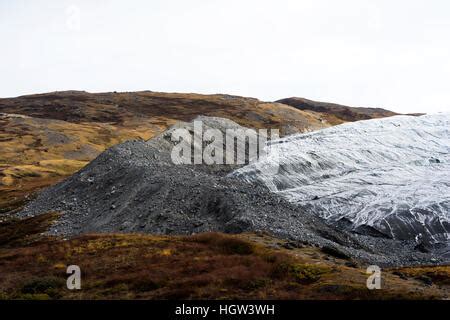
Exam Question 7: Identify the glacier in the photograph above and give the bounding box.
[232,114,450,246]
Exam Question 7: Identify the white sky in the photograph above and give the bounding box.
[1,0,449,113]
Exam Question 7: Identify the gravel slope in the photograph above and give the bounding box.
[18,117,447,266]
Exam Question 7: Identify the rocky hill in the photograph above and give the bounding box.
[0,91,399,213]
[0,91,329,211]
[1,91,447,299]
[18,116,445,267]
[277,97,399,125]
[0,90,329,135]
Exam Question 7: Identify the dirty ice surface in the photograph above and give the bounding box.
[233,114,450,250]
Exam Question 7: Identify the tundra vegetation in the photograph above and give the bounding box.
[0,91,447,300]
[0,213,448,300]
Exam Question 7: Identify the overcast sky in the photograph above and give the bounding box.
[1,0,449,113]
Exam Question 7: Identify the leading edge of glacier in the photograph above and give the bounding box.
[233,113,450,253]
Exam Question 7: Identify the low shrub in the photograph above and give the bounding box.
[190,233,254,255]
[21,276,65,298]
[272,262,330,284]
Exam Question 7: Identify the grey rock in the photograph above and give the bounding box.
[17,117,447,267]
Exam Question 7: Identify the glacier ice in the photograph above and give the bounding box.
[232,114,450,244]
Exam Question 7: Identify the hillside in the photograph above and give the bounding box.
[0,91,399,213]
[277,97,399,125]
[0,91,329,211]
[0,91,329,134]
[0,92,447,300]
[0,214,448,299]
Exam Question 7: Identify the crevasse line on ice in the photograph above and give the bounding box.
[232,114,450,243]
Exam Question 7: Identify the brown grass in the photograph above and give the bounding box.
[391,266,450,286]
[0,91,332,203]
[0,217,447,300]
[0,92,442,300]
[0,212,60,247]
